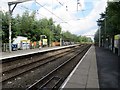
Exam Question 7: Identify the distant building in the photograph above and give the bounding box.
[13,36,30,50]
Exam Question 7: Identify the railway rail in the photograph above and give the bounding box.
[1,46,76,82]
[26,44,90,90]
[2,44,91,89]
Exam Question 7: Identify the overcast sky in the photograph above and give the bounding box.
[1,0,108,40]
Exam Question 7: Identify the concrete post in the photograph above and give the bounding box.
[8,5,12,52]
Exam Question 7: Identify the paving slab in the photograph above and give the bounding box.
[61,45,99,89]
[95,46,120,89]
[64,82,86,88]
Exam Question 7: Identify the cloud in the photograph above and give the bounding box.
[60,0,107,37]
[77,0,107,39]
[53,0,107,40]
[1,0,107,40]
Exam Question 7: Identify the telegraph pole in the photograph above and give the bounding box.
[8,0,32,52]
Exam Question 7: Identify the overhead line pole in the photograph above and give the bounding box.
[8,0,32,52]
[8,4,12,52]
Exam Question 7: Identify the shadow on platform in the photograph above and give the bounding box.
[95,46,120,89]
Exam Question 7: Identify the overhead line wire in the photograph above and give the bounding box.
[35,1,70,26]
[18,5,46,18]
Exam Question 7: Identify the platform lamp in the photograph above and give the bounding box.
[8,0,32,52]
[97,19,103,47]
[59,22,67,46]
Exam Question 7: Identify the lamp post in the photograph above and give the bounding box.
[97,19,103,47]
[100,12,107,48]
[58,22,67,46]
[104,15,107,48]
[60,31,63,46]
[99,28,101,47]
[8,0,32,52]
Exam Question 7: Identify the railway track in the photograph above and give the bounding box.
[2,44,91,89]
[2,48,75,72]
[26,44,90,90]
[1,46,77,82]
[1,45,79,81]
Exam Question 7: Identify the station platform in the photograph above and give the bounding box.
[1,45,119,89]
[1,44,78,60]
[61,45,120,89]
[61,45,99,89]
[96,46,120,89]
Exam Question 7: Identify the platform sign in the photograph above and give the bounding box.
[21,40,30,49]
[43,39,47,45]
[114,34,120,48]
[27,40,30,49]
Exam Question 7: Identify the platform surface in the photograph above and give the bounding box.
[1,45,78,60]
[61,45,120,89]
[61,45,99,89]
[95,46,120,89]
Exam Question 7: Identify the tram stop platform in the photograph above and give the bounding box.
[61,45,120,89]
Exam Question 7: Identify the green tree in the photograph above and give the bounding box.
[2,10,94,46]
[95,2,120,48]
[2,11,9,43]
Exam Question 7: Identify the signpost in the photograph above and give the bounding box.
[114,34,120,56]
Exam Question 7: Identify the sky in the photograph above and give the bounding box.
[0,0,108,40]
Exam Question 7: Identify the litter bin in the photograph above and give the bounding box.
[12,44,18,51]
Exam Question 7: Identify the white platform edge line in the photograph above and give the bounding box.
[60,45,92,89]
